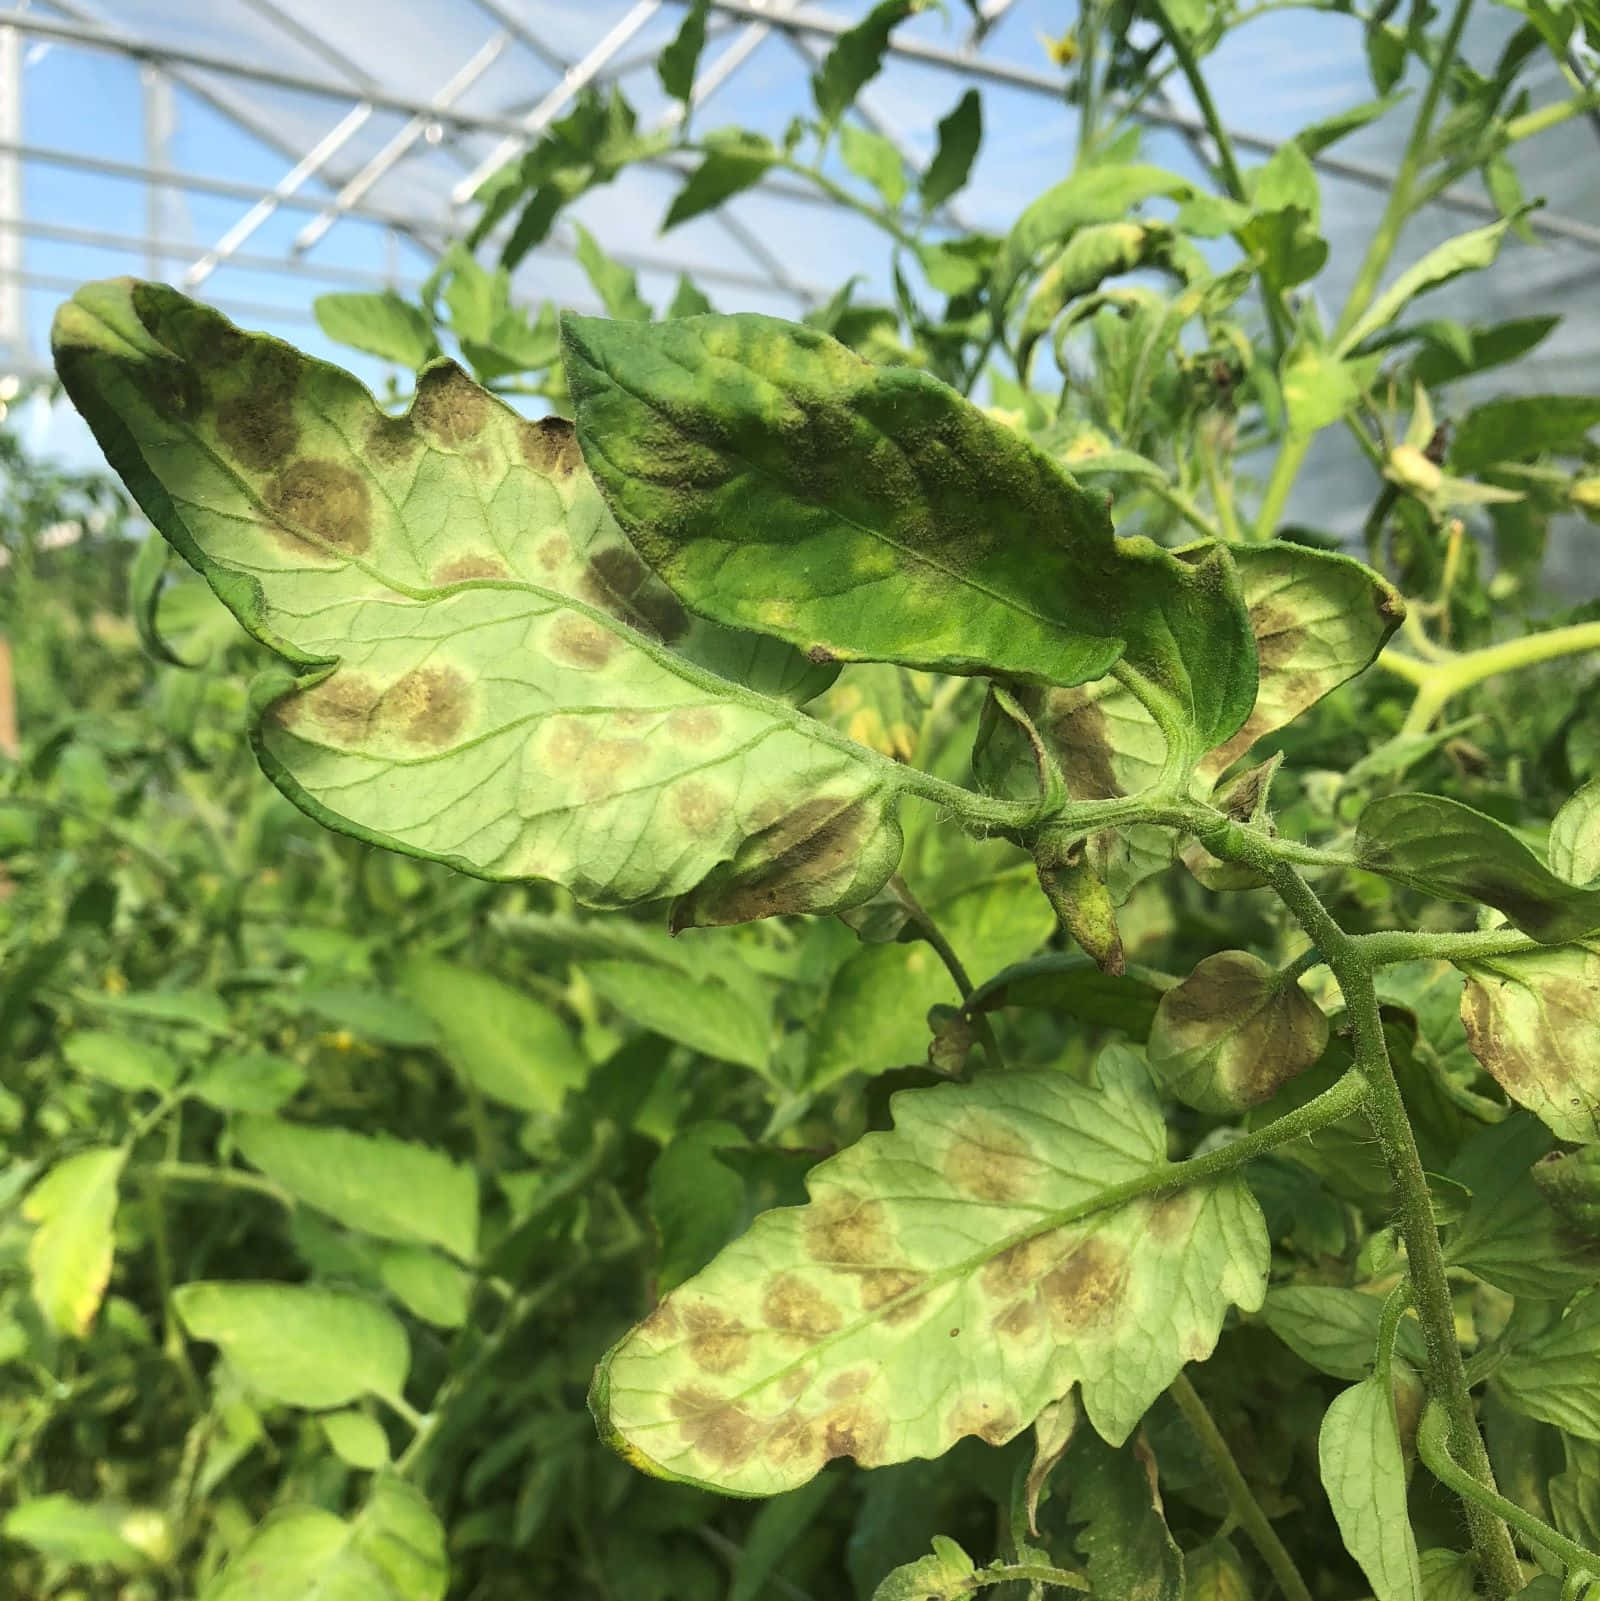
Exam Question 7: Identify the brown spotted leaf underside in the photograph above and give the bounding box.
[592,1048,1268,1495]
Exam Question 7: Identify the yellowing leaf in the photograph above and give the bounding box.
[23,1146,126,1336]
[591,1048,1268,1495]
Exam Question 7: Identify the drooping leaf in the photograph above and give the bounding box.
[1459,945,1600,1143]
[201,1476,446,1601]
[812,0,921,127]
[23,1146,126,1336]
[233,1117,479,1261]
[968,953,1165,1038]
[658,0,710,105]
[1355,794,1600,944]
[1262,1286,1429,1380]
[1148,952,1329,1114]
[405,957,588,1113]
[313,292,436,370]
[1551,778,1600,885]
[174,1282,410,1411]
[562,311,1256,744]
[52,281,909,930]
[920,90,981,210]
[1498,1290,1600,1440]
[1319,1375,1425,1600]
[591,1047,1269,1495]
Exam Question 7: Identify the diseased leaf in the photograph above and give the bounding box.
[1498,1290,1600,1440]
[871,1535,976,1601]
[591,1047,1269,1495]
[53,281,907,929]
[1552,778,1600,885]
[1319,1375,1425,1600]
[1148,952,1329,1114]
[233,1117,479,1262]
[175,1282,409,1411]
[562,311,1256,744]
[1459,945,1600,1143]
[23,1147,126,1336]
[1263,1287,1429,1380]
[1355,794,1600,944]
[921,90,981,209]
[201,1477,446,1601]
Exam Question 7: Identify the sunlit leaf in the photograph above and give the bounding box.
[591,1047,1268,1494]
[23,1146,126,1336]
[664,134,778,230]
[812,0,922,126]
[61,1029,175,1093]
[658,0,710,105]
[52,281,909,929]
[1,1495,157,1569]
[313,292,436,370]
[840,124,907,210]
[585,958,772,1073]
[321,1409,392,1469]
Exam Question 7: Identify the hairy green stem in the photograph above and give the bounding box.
[891,875,1006,1073]
[1419,1402,1600,1578]
[1355,927,1537,965]
[1399,620,1600,733]
[1201,820,1522,1594]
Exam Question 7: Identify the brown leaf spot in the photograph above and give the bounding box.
[1044,692,1122,800]
[521,413,579,474]
[825,1366,873,1400]
[669,1387,760,1468]
[1041,1237,1127,1333]
[413,363,490,447]
[549,614,621,668]
[366,412,418,467]
[639,1298,680,1340]
[995,1299,1042,1341]
[948,1399,1020,1447]
[381,666,470,748]
[535,535,569,574]
[857,1269,922,1317]
[762,1274,844,1339]
[682,1304,750,1376]
[1146,1190,1202,1242]
[295,673,381,742]
[702,797,879,925]
[981,1230,1066,1299]
[944,1115,1038,1204]
[765,1410,821,1470]
[779,1366,814,1399]
[669,708,723,745]
[580,548,691,643]
[217,390,299,473]
[1250,602,1306,673]
[432,554,509,584]
[265,459,373,555]
[805,1193,891,1268]
[137,358,202,423]
[820,1399,888,1466]
[672,781,726,838]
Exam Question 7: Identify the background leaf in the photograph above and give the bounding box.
[23,1147,126,1336]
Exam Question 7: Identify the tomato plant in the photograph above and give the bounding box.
[9,1,1600,1598]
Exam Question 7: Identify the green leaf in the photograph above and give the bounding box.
[658,0,710,105]
[1417,1548,1478,1601]
[1,1495,156,1568]
[1355,794,1600,944]
[669,274,714,319]
[1282,343,1360,436]
[23,1146,126,1336]
[174,1282,409,1410]
[968,953,1165,1038]
[1319,1374,1425,1600]
[1019,222,1172,373]
[840,124,908,210]
[561,311,1256,744]
[1063,1427,1184,1600]
[1445,1115,1600,1299]
[573,223,651,321]
[812,0,921,127]
[1534,1146,1600,1236]
[1408,314,1559,387]
[201,1477,446,1601]
[1263,1286,1429,1379]
[188,1052,306,1114]
[292,985,439,1048]
[1552,779,1600,886]
[233,1117,479,1261]
[1295,91,1407,156]
[1459,946,1600,1143]
[1449,395,1600,473]
[585,958,772,1073]
[1183,1536,1253,1599]
[590,1046,1268,1494]
[83,985,232,1035]
[664,133,778,230]
[1148,951,1329,1114]
[53,282,905,929]
[1248,142,1319,219]
[404,958,587,1114]
[650,1123,751,1293]
[61,1029,175,1093]
[322,1409,392,1469]
[730,1474,840,1601]
[872,1535,976,1601]
[1499,1290,1600,1439]
[920,90,981,209]
[313,292,437,370]
[1549,1433,1600,1555]
[1337,218,1516,356]
[377,1246,471,1328]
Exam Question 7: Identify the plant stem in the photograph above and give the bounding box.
[1197,428,1243,544]
[1170,1372,1314,1601]
[1200,820,1522,1594]
[891,875,1006,1072]
[1400,620,1600,733]
[1418,1402,1600,1578]
[1355,927,1537,966]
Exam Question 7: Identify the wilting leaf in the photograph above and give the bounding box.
[53,281,908,929]
[1498,1290,1600,1440]
[590,1047,1268,1495]
[1551,778,1600,885]
[1148,952,1329,1114]
[233,1117,479,1261]
[1263,1286,1429,1380]
[1356,794,1600,944]
[921,90,981,209]
[561,311,1257,745]
[201,1477,446,1601]
[23,1146,126,1336]
[174,1282,410,1410]
[1459,945,1600,1143]
[1319,1375,1424,1600]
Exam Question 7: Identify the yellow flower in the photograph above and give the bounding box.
[1040,27,1079,66]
